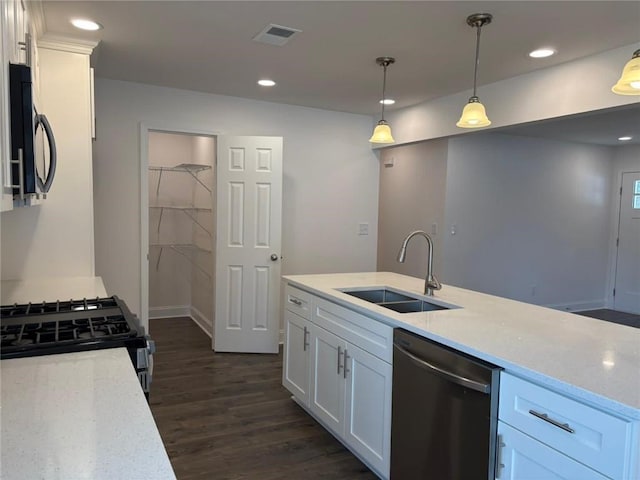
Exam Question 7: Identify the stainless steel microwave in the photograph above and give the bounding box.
[9,63,57,202]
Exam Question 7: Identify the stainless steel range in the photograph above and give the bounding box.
[0,295,154,398]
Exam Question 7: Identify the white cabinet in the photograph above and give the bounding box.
[282,285,313,405]
[282,283,393,479]
[498,372,636,480]
[282,309,311,404]
[308,323,392,478]
[343,341,392,475]
[309,323,346,432]
[496,421,608,480]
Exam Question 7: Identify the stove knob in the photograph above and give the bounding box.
[146,337,156,355]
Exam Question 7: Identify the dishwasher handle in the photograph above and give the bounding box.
[394,342,491,394]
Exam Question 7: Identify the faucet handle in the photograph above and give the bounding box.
[426,274,442,293]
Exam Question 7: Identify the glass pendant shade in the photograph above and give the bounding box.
[612,50,640,95]
[456,98,491,128]
[369,57,396,144]
[369,120,395,143]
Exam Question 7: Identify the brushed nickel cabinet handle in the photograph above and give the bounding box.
[302,326,309,351]
[337,346,342,375]
[495,434,506,478]
[343,349,350,379]
[528,409,575,434]
[289,297,302,306]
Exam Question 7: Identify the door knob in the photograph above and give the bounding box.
[270,254,279,261]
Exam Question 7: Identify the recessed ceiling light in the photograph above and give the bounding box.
[618,136,633,141]
[379,99,396,105]
[71,18,102,31]
[529,48,556,59]
[257,79,276,87]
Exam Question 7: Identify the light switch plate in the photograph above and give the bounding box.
[358,222,369,235]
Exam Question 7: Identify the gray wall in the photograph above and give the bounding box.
[377,139,447,279]
[443,133,614,309]
[377,133,618,310]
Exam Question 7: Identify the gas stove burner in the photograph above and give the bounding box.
[0,296,142,358]
[0,295,153,399]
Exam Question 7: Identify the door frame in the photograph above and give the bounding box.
[610,170,640,311]
[139,122,221,333]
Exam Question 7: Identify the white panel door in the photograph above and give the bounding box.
[496,422,608,480]
[614,171,640,314]
[309,324,346,434]
[344,343,392,478]
[282,310,311,405]
[214,136,282,353]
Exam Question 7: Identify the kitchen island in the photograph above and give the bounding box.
[0,348,175,480]
[282,272,640,480]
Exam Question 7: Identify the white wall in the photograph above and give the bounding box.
[148,132,194,311]
[443,133,614,309]
[93,79,379,324]
[1,46,94,280]
[382,43,640,147]
[377,139,447,279]
[190,135,215,332]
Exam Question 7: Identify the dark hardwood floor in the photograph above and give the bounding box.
[149,317,378,480]
[576,309,640,329]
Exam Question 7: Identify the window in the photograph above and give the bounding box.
[635,180,640,209]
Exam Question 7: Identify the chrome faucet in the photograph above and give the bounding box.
[397,230,442,296]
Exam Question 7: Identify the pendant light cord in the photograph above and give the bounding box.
[472,24,482,98]
[381,61,388,121]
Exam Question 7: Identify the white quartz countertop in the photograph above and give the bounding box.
[0,348,176,480]
[284,272,640,419]
[0,276,108,304]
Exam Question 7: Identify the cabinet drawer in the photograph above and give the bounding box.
[499,373,632,479]
[313,296,393,363]
[497,421,608,480]
[284,284,312,319]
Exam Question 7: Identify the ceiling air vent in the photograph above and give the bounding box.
[253,24,302,46]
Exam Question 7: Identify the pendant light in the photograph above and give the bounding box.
[457,13,493,128]
[612,49,640,95]
[369,57,396,143]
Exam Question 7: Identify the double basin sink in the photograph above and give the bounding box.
[339,287,457,314]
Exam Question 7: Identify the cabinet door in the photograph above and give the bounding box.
[309,324,346,434]
[497,422,608,480]
[282,310,311,405]
[344,342,392,479]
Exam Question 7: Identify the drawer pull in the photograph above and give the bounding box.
[303,326,309,351]
[337,346,343,375]
[290,297,303,306]
[528,409,575,434]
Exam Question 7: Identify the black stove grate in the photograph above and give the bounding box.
[0,296,143,358]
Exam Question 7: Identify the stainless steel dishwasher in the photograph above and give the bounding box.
[391,328,501,480]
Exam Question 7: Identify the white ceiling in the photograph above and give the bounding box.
[40,1,640,116]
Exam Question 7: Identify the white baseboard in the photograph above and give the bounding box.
[149,304,213,339]
[547,300,606,313]
[190,305,213,338]
[149,305,190,319]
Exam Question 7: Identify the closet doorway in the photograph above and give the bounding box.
[140,127,284,354]
[146,130,216,336]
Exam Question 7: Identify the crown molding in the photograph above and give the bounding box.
[25,0,46,39]
[38,34,99,55]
